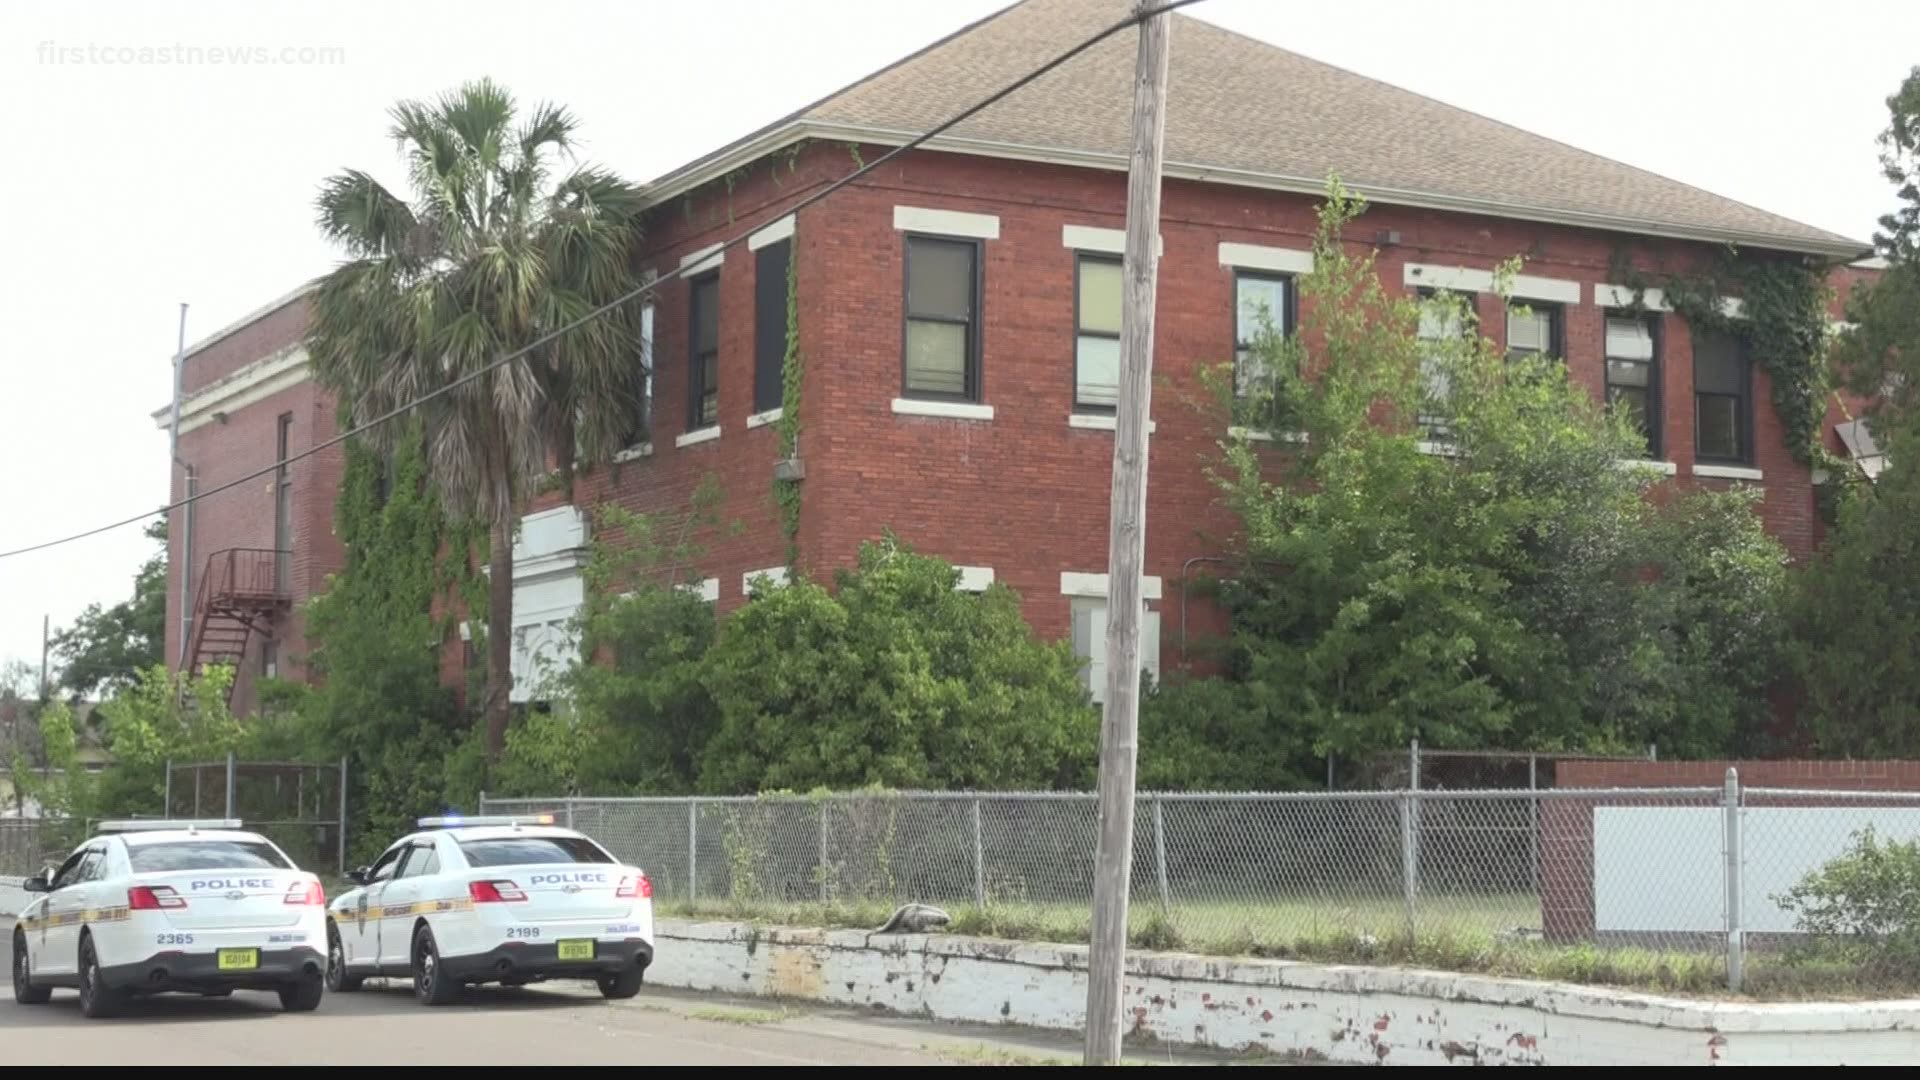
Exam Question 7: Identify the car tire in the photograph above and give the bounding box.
[12,930,51,1005]
[278,974,324,1012]
[411,925,460,1006]
[325,922,363,992]
[596,966,644,1000]
[77,934,127,1019]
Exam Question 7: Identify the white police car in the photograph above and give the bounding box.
[10,820,328,1017]
[325,816,654,1005]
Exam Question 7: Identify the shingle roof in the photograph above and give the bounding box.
[649,0,1865,257]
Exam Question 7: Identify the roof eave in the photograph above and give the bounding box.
[639,120,1870,261]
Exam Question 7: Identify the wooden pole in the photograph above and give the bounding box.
[1084,1,1171,1066]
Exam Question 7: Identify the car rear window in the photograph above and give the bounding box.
[456,836,615,867]
[128,840,292,872]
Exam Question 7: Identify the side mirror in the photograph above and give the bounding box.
[345,867,369,886]
[22,868,52,893]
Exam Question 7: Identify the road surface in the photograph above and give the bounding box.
[3,936,1199,1065]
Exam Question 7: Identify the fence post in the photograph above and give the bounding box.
[337,757,349,876]
[224,751,237,819]
[565,797,576,831]
[1723,767,1745,993]
[971,798,985,909]
[1528,754,1540,894]
[193,763,202,816]
[164,759,173,817]
[688,799,699,905]
[818,799,831,904]
[1152,796,1170,917]
[1399,793,1418,942]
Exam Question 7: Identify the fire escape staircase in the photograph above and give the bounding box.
[184,548,290,699]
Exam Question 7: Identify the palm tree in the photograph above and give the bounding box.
[306,78,651,758]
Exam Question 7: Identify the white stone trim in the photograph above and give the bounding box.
[1060,571,1163,602]
[679,242,725,275]
[1417,439,1464,458]
[1061,224,1161,256]
[746,408,784,429]
[1510,274,1582,305]
[675,425,722,448]
[612,442,655,463]
[1615,458,1678,476]
[1594,283,1673,311]
[689,577,720,603]
[1694,463,1763,481]
[742,566,789,592]
[1068,413,1155,433]
[153,343,310,434]
[1721,297,1747,319]
[748,214,795,251]
[1218,241,1314,276]
[1227,426,1307,444]
[1404,263,1494,293]
[892,398,994,421]
[955,566,995,592]
[893,205,999,240]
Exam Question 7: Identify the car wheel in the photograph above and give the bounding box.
[411,925,459,1006]
[278,974,324,1012]
[77,934,127,1019]
[596,966,644,1000]
[325,922,362,992]
[12,930,51,1005]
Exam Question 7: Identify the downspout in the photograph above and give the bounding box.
[169,303,195,668]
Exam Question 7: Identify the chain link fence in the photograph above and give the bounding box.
[485,774,1920,992]
[0,818,48,876]
[166,757,348,875]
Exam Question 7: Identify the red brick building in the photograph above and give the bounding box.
[157,0,1883,712]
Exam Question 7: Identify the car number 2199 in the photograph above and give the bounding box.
[506,927,541,939]
[157,932,195,946]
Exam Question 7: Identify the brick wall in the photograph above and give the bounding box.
[1541,759,1920,940]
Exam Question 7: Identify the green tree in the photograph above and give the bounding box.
[306,78,652,758]
[1794,66,1920,753]
[698,537,1097,794]
[50,518,167,701]
[1206,181,1784,766]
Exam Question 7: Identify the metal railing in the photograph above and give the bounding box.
[485,771,1920,992]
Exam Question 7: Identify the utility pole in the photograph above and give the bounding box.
[1084,0,1171,1066]
[39,614,51,701]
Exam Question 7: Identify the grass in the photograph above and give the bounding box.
[923,1044,1079,1067]
[685,1005,793,1026]
[658,894,1905,1000]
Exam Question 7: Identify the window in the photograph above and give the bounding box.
[754,239,791,415]
[687,272,720,431]
[1604,314,1661,459]
[1069,597,1160,705]
[1233,271,1291,413]
[1506,304,1561,362]
[127,840,292,873]
[261,639,278,680]
[903,235,981,400]
[1075,254,1122,410]
[1693,329,1751,464]
[397,844,440,879]
[366,844,407,885]
[615,280,655,450]
[457,836,616,867]
[1418,289,1474,434]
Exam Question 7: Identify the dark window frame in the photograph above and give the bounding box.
[1231,268,1296,410]
[687,270,721,432]
[1417,286,1477,436]
[900,233,984,403]
[1073,252,1124,414]
[1604,310,1664,461]
[753,239,792,416]
[1693,327,1754,466]
[1505,301,1564,363]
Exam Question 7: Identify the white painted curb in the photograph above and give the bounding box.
[650,919,1920,1066]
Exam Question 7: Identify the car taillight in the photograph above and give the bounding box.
[616,874,653,899]
[285,880,325,906]
[128,885,186,910]
[469,879,527,903]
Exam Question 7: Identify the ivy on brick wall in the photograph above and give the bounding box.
[1610,246,1838,470]
[773,238,805,564]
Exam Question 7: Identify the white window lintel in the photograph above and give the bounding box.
[1219,242,1314,276]
[893,206,999,240]
[1060,571,1163,602]
[748,214,796,251]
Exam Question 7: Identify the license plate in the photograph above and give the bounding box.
[556,939,595,961]
[216,948,259,971]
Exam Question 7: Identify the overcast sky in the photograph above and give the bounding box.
[0,0,1914,679]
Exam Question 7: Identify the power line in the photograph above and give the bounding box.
[0,0,1207,563]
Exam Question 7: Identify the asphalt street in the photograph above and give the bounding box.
[4,935,1202,1065]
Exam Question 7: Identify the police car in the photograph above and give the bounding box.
[10,820,328,1017]
[325,816,654,1005]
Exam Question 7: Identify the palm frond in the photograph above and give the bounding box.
[314,171,420,259]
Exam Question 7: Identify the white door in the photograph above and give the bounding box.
[378,842,439,968]
[345,843,407,966]
[39,847,104,976]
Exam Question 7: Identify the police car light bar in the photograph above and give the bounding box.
[416,814,555,829]
[97,819,244,833]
